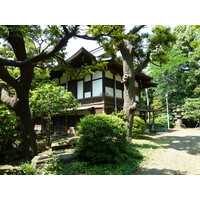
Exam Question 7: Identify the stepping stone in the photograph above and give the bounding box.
[56,153,75,162]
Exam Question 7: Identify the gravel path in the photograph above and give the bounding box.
[134,128,200,175]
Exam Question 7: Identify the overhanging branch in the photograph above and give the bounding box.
[135,50,151,73]
[0,65,20,89]
[128,25,146,35]
[0,28,76,68]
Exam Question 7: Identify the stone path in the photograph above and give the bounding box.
[134,128,200,175]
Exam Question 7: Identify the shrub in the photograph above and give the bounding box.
[0,105,19,163]
[5,162,36,175]
[155,114,174,128]
[76,114,128,163]
[132,116,146,136]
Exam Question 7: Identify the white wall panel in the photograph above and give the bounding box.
[93,71,102,80]
[77,80,83,99]
[135,95,139,102]
[116,74,122,82]
[105,87,114,97]
[92,79,102,97]
[85,92,91,98]
[116,89,123,98]
[105,70,113,79]
[60,76,66,84]
[85,74,91,82]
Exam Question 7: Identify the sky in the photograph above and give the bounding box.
[66,36,100,58]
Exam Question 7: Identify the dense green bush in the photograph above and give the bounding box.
[76,114,128,163]
[0,105,19,163]
[4,162,36,175]
[155,114,174,128]
[132,116,146,136]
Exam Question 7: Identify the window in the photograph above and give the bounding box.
[85,92,91,98]
[116,89,123,98]
[135,95,139,102]
[105,87,114,97]
[77,80,83,99]
[60,75,66,84]
[92,79,102,97]
[115,74,121,82]
[105,70,113,79]
[93,71,102,80]
[85,74,91,82]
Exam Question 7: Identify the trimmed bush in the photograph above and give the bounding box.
[76,114,128,163]
[155,114,174,128]
[132,116,146,136]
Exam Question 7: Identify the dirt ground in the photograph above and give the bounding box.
[134,128,200,175]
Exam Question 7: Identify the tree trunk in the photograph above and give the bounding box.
[122,60,137,138]
[15,97,38,158]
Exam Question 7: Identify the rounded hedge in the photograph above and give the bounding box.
[155,114,174,128]
[132,116,146,136]
[76,114,128,163]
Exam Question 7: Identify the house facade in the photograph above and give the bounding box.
[35,47,157,134]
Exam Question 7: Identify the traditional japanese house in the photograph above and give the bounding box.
[35,47,157,134]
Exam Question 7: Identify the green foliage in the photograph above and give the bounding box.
[111,110,126,121]
[5,162,36,175]
[194,86,200,94]
[30,83,78,116]
[38,138,162,175]
[132,116,146,136]
[149,26,176,64]
[76,114,128,163]
[148,25,200,108]
[0,104,19,162]
[41,144,144,175]
[182,98,200,121]
[87,25,127,54]
[155,114,174,128]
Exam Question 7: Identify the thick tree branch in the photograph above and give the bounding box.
[0,83,18,108]
[135,50,151,73]
[0,65,20,89]
[7,25,27,61]
[0,28,76,68]
[75,33,107,41]
[128,25,145,35]
[149,61,162,67]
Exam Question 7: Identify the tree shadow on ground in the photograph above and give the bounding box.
[134,167,186,175]
[152,134,200,156]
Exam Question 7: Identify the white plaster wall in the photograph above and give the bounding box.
[60,75,66,84]
[135,95,139,101]
[92,79,102,96]
[116,89,123,98]
[105,87,114,97]
[85,74,91,82]
[85,92,91,98]
[105,70,113,79]
[77,80,83,99]
[93,71,102,80]
[116,74,122,82]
